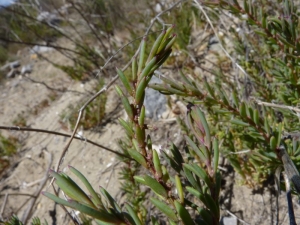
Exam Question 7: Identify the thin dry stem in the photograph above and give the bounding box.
[193,0,248,78]
[0,193,8,220]
[145,0,188,35]
[0,193,37,198]
[225,209,250,225]
[21,150,52,224]
[254,99,300,114]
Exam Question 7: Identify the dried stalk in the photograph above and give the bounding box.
[21,150,53,224]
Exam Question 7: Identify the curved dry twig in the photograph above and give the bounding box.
[193,0,248,77]
[0,193,8,220]
[0,193,37,198]
[145,0,188,35]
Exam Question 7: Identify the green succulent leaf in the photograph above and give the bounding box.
[161,25,175,46]
[117,68,132,96]
[135,124,145,147]
[147,29,166,64]
[43,192,121,224]
[170,143,184,166]
[231,119,249,126]
[153,149,162,178]
[161,150,182,173]
[183,166,202,192]
[213,138,219,174]
[115,85,134,121]
[151,216,159,225]
[199,208,212,225]
[183,163,212,188]
[132,57,138,82]
[68,166,103,209]
[203,193,219,219]
[146,134,153,152]
[143,175,168,198]
[214,171,222,199]
[133,175,146,185]
[164,34,177,52]
[138,105,145,127]
[138,38,146,75]
[174,200,195,225]
[135,77,147,106]
[270,136,277,150]
[253,109,260,125]
[175,175,184,203]
[150,197,177,221]
[169,220,178,225]
[239,102,247,118]
[99,187,122,214]
[119,118,134,137]
[125,203,142,225]
[49,170,95,208]
[127,147,147,168]
[139,56,157,81]
[203,77,215,98]
[185,136,206,162]
[186,186,207,206]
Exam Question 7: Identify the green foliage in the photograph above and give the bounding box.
[1,215,23,225]
[167,3,196,49]
[4,0,300,224]
[0,3,60,49]
[0,134,17,157]
[60,79,107,130]
[55,43,105,81]
[148,0,300,188]
[0,215,48,225]
[12,114,27,127]
[0,45,8,64]
[0,133,18,175]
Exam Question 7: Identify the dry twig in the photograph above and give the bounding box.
[21,150,52,224]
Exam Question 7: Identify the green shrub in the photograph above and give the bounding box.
[3,0,300,224]
[0,45,8,64]
[0,134,18,175]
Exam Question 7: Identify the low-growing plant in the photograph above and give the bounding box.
[0,133,18,175]
[60,78,107,130]
[12,114,27,127]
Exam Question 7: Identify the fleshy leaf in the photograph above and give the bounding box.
[69,166,103,209]
[49,170,95,208]
[144,175,168,198]
[43,192,121,224]
[150,198,177,221]
[125,203,142,225]
[174,200,195,225]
